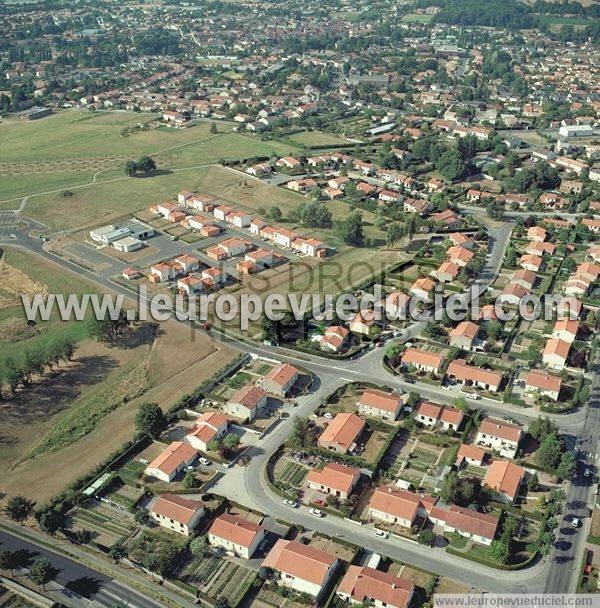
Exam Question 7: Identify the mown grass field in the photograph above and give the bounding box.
[0,110,301,203]
[286,130,351,147]
[401,13,433,23]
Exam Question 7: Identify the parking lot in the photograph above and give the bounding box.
[62,242,127,276]
[0,225,20,239]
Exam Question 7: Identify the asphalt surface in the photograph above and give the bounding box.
[0,529,158,608]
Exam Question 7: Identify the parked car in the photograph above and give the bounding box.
[571,517,581,528]
[314,499,325,506]
[374,529,389,539]
[324,412,333,419]
[310,508,325,517]
[284,499,299,508]
[199,457,211,466]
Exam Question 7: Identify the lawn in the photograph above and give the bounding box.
[401,13,433,23]
[286,130,351,147]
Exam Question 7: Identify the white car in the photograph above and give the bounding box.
[310,508,326,517]
[584,468,591,478]
[284,499,299,508]
[323,412,333,419]
[471,394,482,400]
[571,517,581,528]
[374,529,389,539]
[199,457,211,466]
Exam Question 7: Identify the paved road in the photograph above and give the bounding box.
[0,529,159,608]
[544,349,600,592]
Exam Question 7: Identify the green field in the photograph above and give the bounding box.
[0,110,301,203]
[535,14,592,27]
[286,130,351,147]
[401,13,433,23]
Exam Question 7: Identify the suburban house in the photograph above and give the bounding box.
[409,277,436,302]
[318,413,365,454]
[428,505,498,546]
[260,363,298,397]
[431,261,460,283]
[524,370,562,402]
[223,385,268,422]
[448,321,480,350]
[262,540,339,599]
[483,460,526,503]
[446,246,474,267]
[552,319,579,343]
[149,493,205,536]
[185,411,229,451]
[455,443,487,467]
[319,326,350,353]
[306,462,361,500]
[475,417,523,458]
[415,402,464,432]
[446,359,502,392]
[401,348,445,375]
[542,338,571,370]
[520,254,544,272]
[512,269,537,291]
[368,485,436,528]
[144,441,198,483]
[336,566,415,608]
[207,513,266,559]
[382,291,411,320]
[349,310,380,336]
[356,389,402,421]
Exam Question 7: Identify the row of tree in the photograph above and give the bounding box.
[0,335,75,398]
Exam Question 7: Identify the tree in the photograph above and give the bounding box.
[136,156,156,174]
[135,402,167,438]
[108,541,127,563]
[453,396,468,411]
[28,557,56,590]
[4,495,34,523]
[36,507,64,535]
[440,472,460,504]
[215,598,230,608]
[536,433,563,472]
[0,550,17,575]
[336,210,364,247]
[258,566,275,581]
[556,452,576,481]
[288,416,310,449]
[386,222,404,247]
[489,539,510,564]
[124,160,137,176]
[404,215,417,242]
[527,472,540,492]
[209,122,218,134]
[190,535,210,558]
[267,205,282,221]
[183,471,199,489]
[528,417,557,442]
[418,529,436,546]
[223,433,240,452]
[134,510,151,526]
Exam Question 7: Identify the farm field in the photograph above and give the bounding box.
[0,249,236,502]
[0,110,302,204]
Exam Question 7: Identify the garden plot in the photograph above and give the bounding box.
[204,560,255,600]
[274,457,310,489]
[69,502,134,548]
